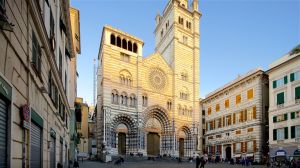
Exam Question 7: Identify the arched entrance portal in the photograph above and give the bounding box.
[178,126,192,157]
[143,105,171,156]
[110,114,137,155]
[226,146,232,160]
[179,138,184,157]
[147,132,160,156]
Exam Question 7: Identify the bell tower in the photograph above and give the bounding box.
[154,0,202,152]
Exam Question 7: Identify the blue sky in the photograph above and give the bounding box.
[71,0,300,105]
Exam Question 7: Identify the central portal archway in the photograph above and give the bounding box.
[118,132,126,155]
[179,138,184,157]
[147,132,160,156]
[226,146,232,160]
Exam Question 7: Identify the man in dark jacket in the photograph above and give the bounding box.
[196,156,201,168]
[200,157,206,168]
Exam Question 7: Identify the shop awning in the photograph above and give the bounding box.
[246,153,254,157]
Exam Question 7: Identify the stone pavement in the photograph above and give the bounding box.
[78,160,268,168]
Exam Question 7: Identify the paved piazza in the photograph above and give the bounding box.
[79,160,268,168]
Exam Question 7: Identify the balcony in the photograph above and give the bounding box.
[277,104,284,109]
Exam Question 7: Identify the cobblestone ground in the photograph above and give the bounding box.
[79,160,268,168]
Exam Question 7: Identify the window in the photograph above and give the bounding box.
[50,9,55,39]
[111,90,119,104]
[277,128,285,140]
[181,72,188,81]
[183,36,188,45]
[273,76,287,88]
[291,111,300,119]
[247,89,253,99]
[248,128,253,132]
[295,86,300,100]
[142,95,148,107]
[236,94,241,105]
[110,34,116,45]
[122,39,127,49]
[178,16,184,25]
[291,125,300,139]
[117,36,121,47]
[32,31,42,74]
[277,92,285,105]
[121,92,128,106]
[133,43,138,53]
[59,49,63,79]
[180,92,188,100]
[290,71,300,82]
[215,118,221,129]
[247,107,253,121]
[128,41,132,51]
[0,0,5,11]
[236,143,241,152]
[274,113,288,122]
[247,141,253,151]
[215,104,220,112]
[129,94,136,107]
[208,107,211,115]
[121,53,130,62]
[161,29,164,38]
[225,115,231,126]
[225,99,229,108]
[236,130,241,135]
[167,100,172,110]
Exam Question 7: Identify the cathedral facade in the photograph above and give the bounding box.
[96,0,202,158]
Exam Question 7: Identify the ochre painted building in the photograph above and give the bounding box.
[96,0,202,159]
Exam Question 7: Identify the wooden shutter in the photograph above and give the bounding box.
[223,116,225,127]
[273,129,277,140]
[241,111,244,122]
[291,112,295,119]
[253,106,256,119]
[253,140,257,152]
[273,81,277,88]
[245,142,247,153]
[291,126,295,139]
[233,113,236,124]
[273,116,277,123]
[284,127,288,139]
[291,73,295,82]
[296,86,300,99]
[284,113,288,120]
[284,76,288,84]
[244,110,247,122]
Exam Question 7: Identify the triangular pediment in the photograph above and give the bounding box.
[142,52,172,74]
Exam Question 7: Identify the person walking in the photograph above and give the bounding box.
[200,157,206,168]
[196,156,201,168]
[73,160,79,168]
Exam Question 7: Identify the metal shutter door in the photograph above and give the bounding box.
[30,122,42,168]
[0,98,7,167]
[50,137,56,168]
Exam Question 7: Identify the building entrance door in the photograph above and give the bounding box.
[147,132,160,156]
[226,146,231,160]
[179,138,184,157]
[118,133,126,155]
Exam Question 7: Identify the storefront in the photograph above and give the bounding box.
[275,150,286,161]
[0,75,12,167]
[50,128,56,168]
[30,109,44,168]
[293,149,300,160]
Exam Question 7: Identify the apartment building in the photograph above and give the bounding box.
[267,45,300,161]
[0,0,79,167]
[201,68,269,163]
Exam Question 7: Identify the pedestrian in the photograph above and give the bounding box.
[296,158,300,168]
[200,157,206,168]
[73,160,79,168]
[196,156,200,168]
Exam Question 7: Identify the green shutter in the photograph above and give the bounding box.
[273,129,277,140]
[284,127,288,139]
[31,108,43,128]
[291,126,295,139]
[273,81,277,89]
[273,116,277,123]
[295,86,300,100]
[284,76,288,84]
[291,112,295,119]
[277,92,284,105]
[290,73,295,82]
[284,113,288,120]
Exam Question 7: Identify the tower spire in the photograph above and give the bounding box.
[192,0,198,11]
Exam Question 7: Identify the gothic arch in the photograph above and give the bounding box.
[177,125,192,138]
[142,105,171,133]
[111,114,136,134]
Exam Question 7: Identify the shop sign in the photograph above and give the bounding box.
[276,150,286,156]
[294,149,300,156]
[21,105,30,129]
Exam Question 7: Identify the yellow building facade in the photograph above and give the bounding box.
[96,0,202,159]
